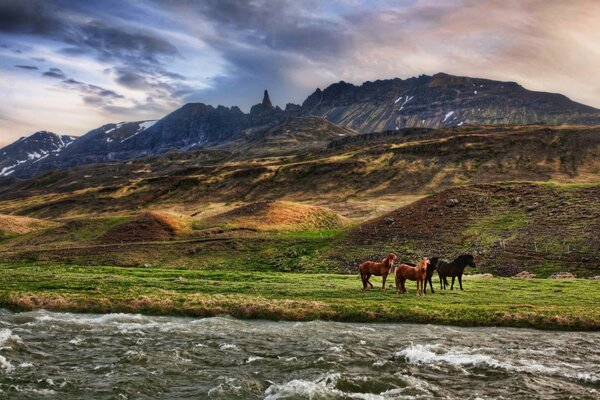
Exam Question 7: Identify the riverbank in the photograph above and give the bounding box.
[1,263,599,330]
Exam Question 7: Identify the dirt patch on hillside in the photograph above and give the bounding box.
[346,183,600,277]
[0,214,57,235]
[202,201,347,231]
[99,212,185,243]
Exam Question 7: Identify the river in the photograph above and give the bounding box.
[0,309,598,399]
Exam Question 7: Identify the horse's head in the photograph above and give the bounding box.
[388,253,398,266]
[417,257,429,271]
[459,254,476,268]
[428,257,439,271]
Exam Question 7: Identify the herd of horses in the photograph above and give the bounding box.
[358,253,477,295]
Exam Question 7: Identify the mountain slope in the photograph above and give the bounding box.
[0,131,76,177]
[302,73,600,132]
[221,116,358,155]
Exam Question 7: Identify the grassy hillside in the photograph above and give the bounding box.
[337,182,600,277]
[0,125,599,278]
[1,125,599,219]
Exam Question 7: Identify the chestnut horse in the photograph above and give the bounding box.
[395,257,430,295]
[359,253,397,290]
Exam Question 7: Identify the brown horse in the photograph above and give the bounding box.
[359,253,397,290]
[395,257,430,295]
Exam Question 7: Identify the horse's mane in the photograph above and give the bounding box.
[457,254,474,263]
[415,258,429,272]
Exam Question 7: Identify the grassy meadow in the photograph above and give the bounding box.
[0,263,599,330]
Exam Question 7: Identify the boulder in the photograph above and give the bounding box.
[513,271,536,279]
[445,198,460,207]
[548,272,576,279]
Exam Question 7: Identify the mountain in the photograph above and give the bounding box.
[302,73,600,132]
[13,120,157,178]
[11,90,302,178]
[0,131,76,177]
[7,73,600,179]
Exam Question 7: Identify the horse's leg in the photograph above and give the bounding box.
[440,275,444,290]
[400,277,406,293]
[395,274,400,293]
[451,276,455,290]
[367,274,373,289]
[416,280,421,296]
[459,274,463,290]
[428,276,435,294]
[381,273,387,291]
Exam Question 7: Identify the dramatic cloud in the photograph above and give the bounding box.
[42,67,66,79]
[14,64,38,70]
[0,0,599,146]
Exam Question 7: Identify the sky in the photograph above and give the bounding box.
[1,0,599,146]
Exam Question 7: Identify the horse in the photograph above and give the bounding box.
[358,253,397,290]
[437,254,476,290]
[423,257,439,294]
[399,257,439,294]
[395,257,430,295]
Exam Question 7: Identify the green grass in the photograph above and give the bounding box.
[1,263,599,330]
[460,210,529,247]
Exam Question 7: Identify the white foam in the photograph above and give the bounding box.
[397,343,495,367]
[0,355,14,373]
[246,356,264,363]
[219,343,239,351]
[264,373,386,400]
[0,328,22,348]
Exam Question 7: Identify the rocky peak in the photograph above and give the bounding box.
[262,90,274,109]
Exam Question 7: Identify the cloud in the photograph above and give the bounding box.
[0,0,64,35]
[1,0,600,144]
[42,67,66,79]
[60,77,124,108]
[14,64,38,70]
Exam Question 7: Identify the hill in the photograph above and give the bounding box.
[221,116,358,155]
[1,124,599,219]
[341,182,600,277]
[199,201,348,232]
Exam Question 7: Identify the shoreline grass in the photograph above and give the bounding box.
[1,263,599,331]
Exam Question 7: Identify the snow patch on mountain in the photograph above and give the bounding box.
[443,111,455,122]
[121,120,158,143]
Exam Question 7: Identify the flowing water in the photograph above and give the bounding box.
[0,309,598,399]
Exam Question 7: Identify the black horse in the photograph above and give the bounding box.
[397,257,439,294]
[423,257,439,294]
[437,254,476,290]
